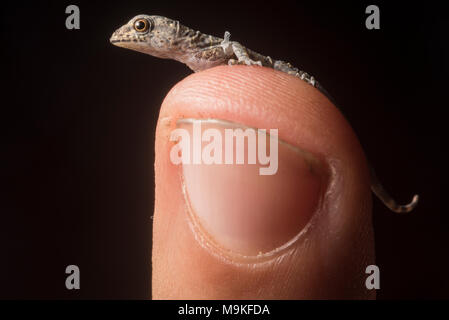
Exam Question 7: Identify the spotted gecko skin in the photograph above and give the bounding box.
[110,14,419,213]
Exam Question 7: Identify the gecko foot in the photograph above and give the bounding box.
[298,72,316,86]
[274,60,317,87]
[291,70,316,87]
[228,58,262,66]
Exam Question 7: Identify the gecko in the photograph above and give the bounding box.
[110,14,419,213]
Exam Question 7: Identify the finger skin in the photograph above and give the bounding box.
[152,66,375,299]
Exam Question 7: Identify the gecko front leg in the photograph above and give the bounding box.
[222,32,263,66]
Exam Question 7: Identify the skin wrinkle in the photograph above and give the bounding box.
[163,66,346,159]
[186,68,344,155]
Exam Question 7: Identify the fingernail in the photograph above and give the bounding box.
[172,119,329,256]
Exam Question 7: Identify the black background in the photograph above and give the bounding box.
[1,0,448,299]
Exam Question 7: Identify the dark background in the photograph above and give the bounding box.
[1,0,448,299]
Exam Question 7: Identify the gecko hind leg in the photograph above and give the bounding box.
[274,60,316,86]
[370,166,419,213]
[273,60,340,106]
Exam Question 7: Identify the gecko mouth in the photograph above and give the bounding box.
[110,38,132,43]
[110,36,145,44]
[110,38,143,45]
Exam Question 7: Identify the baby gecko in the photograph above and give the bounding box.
[110,14,419,213]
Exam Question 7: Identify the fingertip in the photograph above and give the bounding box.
[153,65,375,299]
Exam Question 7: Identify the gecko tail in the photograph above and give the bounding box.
[370,166,419,213]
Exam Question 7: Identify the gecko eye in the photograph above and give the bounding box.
[134,18,151,33]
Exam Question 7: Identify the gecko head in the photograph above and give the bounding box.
[110,15,179,59]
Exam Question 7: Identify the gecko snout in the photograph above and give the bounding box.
[110,29,125,43]
[110,29,122,43]
[110,31,118,43]
[110,25,133,44]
